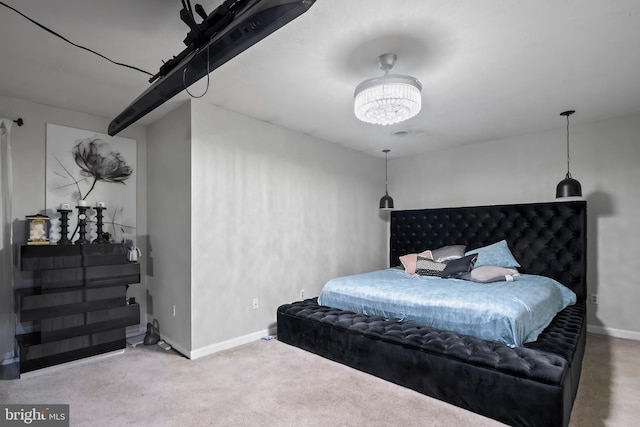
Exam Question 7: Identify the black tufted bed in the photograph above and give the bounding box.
[277,201,587,427]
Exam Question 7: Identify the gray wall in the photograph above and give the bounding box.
[0,95,148,360]
[190,101,386,354]
[389,112,640,339]
[146,101,193,354]
[147,100,388,357]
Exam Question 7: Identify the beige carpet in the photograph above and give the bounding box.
[1,333,637,426]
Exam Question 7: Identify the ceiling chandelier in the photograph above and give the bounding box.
[354,53,422,126]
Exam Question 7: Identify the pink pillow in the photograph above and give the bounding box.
[400,250,433,275]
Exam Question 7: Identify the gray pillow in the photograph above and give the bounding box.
[441,254,478,278]
[415,256,447,277]
[431,245,466,263]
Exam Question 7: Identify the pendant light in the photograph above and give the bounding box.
[556,110,582,198]
[379,149,394,210]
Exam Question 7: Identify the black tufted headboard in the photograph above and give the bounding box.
[390,201,587,301]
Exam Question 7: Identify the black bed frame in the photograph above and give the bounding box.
[277,201,587,427]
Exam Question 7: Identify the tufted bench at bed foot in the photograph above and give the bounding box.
[277,299,586,427]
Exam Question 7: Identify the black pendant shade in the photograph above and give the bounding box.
[379,192,394,209]
[556,110,582,198]
[379,149,394,210]
[556,176,582,198]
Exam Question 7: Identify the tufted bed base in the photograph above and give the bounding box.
[277,299,585,427]
[277,201,587,427]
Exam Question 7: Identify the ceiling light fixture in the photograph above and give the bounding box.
[556,110,582,198]
[379,149,394,210]
[354,53,422,126]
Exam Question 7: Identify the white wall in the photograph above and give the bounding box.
[390,113,640,339]
[0,95,148,360]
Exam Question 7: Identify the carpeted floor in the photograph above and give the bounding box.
[1,333,638,426]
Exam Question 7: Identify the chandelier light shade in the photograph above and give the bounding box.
[355,53,422,126]
[379,149,394,210]
[556,110,582,198]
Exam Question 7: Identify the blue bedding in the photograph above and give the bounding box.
[317,268,576,347]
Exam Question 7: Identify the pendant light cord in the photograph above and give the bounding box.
[384,151,389,195]
[565,114,572,179]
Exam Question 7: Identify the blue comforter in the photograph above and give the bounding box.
[317,268,576,347]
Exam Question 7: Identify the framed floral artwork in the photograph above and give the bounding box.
[46,123,136,244]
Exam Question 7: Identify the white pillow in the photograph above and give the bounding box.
[461,265,519,283]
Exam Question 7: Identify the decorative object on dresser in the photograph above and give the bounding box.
[56,204,72,245]
[278,201,587,427]
[127,245,141,263]
[25,214,50,245]
[124,238,141,262]
[93,201,107,244]
[14,243,140,376]
[74,203,91,245]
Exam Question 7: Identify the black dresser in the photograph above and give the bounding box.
[15,243,140,374]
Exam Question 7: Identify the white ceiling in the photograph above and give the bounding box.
[1,0,640,158]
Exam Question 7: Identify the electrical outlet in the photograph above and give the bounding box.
[172,304,176,316]
[590,294,598,304]
[300,289,305,299]
[252,298,259,310]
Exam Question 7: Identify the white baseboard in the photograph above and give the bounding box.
[187,329,272,360]
[158,336,190,357]
[587,324,640,341]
